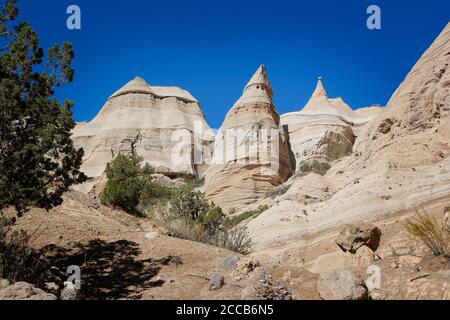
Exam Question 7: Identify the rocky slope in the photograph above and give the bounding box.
[247,22,450,245]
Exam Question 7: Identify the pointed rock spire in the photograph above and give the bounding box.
[244,64,273,98]
[301,76,341,117]
[109,76,153,99]
[312,76,327,98]
[228,65,275,114]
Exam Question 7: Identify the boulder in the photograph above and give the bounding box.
[352,246,376,268]
[0,282,57,300]
[317,270,368,300]
[209,274,225,291]
[217,256,240,271]
[235,258,261,275]
[336,223,382,254]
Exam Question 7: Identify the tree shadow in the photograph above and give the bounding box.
[41,239,182,300]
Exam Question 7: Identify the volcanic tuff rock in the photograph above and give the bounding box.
[247,22,450,250]
[72,76,214,191]
[204,65,293,211]
[281,78,381,169]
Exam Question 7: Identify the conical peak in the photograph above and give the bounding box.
[109,76,153,99]
[312,76,327,98]
[244,64,273,98]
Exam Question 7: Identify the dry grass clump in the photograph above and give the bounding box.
[404,208,450,257]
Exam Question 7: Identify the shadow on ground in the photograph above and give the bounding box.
[41,239,183,300]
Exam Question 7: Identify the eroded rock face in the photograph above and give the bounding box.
[72,76,214,192]
[0,282,57,300]
[204,65,293,211]
[280,79,375,169]
[355,22,450,154]
[317,270,368,300]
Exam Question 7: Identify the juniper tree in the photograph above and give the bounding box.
[0,0,86,216]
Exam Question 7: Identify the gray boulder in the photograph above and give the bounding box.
[317,270,368,300]
[209,274,225,291]
[217,256,240,271]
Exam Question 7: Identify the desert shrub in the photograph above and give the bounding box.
[219,226,252,254]
[0,219,49,285]
[225,205,269,228]
[140,179,174,208]
[151,186,252,254]
[187,177,205,189]
[102,154,174,215]
[299,160,331,176]
[267,184,291,198]
[404,209,450,257]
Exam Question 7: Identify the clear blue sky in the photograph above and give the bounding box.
[15,0,450,129]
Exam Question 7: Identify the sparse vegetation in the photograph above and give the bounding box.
[298,160,331,176]
[0,217,49,285]
[404,208,450,257]
[225,205,269,228]
[267,184,291,198]
[101,153,174,215]
[187,176,205,189]
[151,186,252,254]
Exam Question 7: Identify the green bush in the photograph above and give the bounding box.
[225,205,269,228]
[101,154,176,215]
[299,160,331,176]
[152,186,252,254]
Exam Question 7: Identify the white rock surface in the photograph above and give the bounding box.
[72,76,214,191]
[204,65,293,211]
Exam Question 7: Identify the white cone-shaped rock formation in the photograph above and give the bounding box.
[72,76,214,191]
[204,65,293,211]
[281,78,356,168]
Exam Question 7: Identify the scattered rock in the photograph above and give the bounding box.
[209,274,225,291]
[236,258,261,275]
[217,256,241,271]
[44,282,60,295]
[352,246,376,268]
[248,267,271,282]
[317,270,368,300]
[0,282,57,300]
[241,273,293,300]
[336,223,382,254]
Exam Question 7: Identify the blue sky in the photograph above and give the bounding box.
[15,0,450,128]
